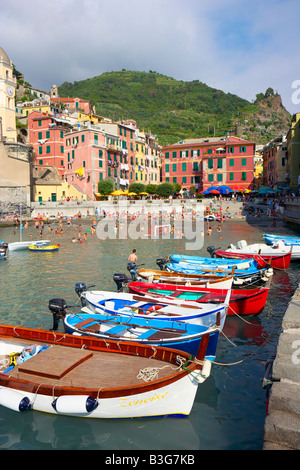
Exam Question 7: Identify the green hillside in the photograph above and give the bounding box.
[58,70,290,146]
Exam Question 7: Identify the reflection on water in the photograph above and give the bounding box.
[0,220,299,450]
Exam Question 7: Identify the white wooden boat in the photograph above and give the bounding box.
[215,240,293,268]
[8,240,51,251]
[136,268,234,289]
[0,324,213,419]
[79,289,230,330]
[263,234,300,259]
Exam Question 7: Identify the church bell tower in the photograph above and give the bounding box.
[0,47,17,142]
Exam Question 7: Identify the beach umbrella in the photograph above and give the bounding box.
[139,192,148,195]
[201,190,210,195]
[127,192,137,196]
[111,190,124,196]
[206,186,219,191]
[217,185,233,195]
[209,190,220,194]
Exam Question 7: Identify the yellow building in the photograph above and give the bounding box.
[254,149,263,189]
[287,113,300,190]
[0,47,17,142]
[135,131,147,183]
[16,100,51,118]
[32,165,87,202]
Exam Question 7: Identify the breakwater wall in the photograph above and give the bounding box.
[263,284,300,450]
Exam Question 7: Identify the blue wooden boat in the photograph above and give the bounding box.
[264,233,300,246]
[168,254,256,268]
[165,255,270,277]
[63,311,221,361]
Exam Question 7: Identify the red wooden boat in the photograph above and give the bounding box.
[128,281,270,316]
[215,250,291,270]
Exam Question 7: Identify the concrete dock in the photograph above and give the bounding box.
[263,285,300,450]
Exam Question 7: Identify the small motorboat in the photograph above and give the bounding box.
[127,281,270,316]
[264,233,300,245]
[28,245,59,252]
[63,310,221,360]
[263,234,300,260]
[215,240,292,269]
[8,240,51,251]
[124,264,235,289]
[135,266,272,289]
[161,256,273,287]
[0,323,214,419]
[72,288,230,331]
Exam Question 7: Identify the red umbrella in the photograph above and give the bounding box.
[209,190,220,194]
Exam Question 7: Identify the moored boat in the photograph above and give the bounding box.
[8,240,51,251]
[214,240,292,269]
[75,289,230,330]
[0,324,214,419]
[264,233,300,245]
[63,311,221,360]
[136,266,272,288]
[28,244,59,252]
[161,256,272,287]
[121,266,235,289]
[127,281,270,316]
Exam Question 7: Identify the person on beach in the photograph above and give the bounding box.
[207,227,212,236]
[128,249,138,263]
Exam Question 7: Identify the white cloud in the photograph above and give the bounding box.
[1,0,299,113]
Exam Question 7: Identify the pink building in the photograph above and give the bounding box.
[162,136,255,192]
[64,128,107,200]
[28,111,72,177]
[50,97,92,114]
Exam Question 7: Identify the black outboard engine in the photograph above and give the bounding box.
[113,273,128,292]
[156,258,167,270]
[127,262,137,281]
[48,298,68,331]
[75,282,87,306]
[207,246,216,258]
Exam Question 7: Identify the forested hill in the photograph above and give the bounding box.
[58,70,291,146]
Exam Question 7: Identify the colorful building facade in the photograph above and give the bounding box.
[28,111,72,177]
[262,135,287,189]
[286,113,300,190]
[162,136,255,192]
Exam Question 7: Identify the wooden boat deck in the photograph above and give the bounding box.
[4,338,178,390]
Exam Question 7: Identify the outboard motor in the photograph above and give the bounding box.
[48,298,68,331]
[113,273,128,292]
[127,263,137,281]
[75,282,95,306]
[207,246,216,258]
[156,258,167,270]
[75,282,87,306]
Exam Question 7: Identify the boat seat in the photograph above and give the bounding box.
[104,324,128,336]
[137,329,159,339]
[17,346,93,380]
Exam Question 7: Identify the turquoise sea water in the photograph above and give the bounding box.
[0,218,299,450]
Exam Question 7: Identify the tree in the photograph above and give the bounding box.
[128,182,145,194]
[173,183,181,193]
[189,185,197,197]
[145,184,158,195]
[156,182,175,198]
[265,87,274,98]
[98,178,114,195]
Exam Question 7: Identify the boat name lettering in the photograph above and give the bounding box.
[119,392,168,407]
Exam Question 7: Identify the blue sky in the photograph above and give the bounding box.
[1,0,300,114]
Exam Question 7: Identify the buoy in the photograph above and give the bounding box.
[0,387,31,412]
[52,395,98,414]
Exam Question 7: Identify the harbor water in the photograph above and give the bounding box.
[0,216,299,450]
